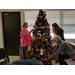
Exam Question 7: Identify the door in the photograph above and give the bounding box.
[2,12,21,55]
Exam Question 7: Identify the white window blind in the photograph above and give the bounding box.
[62,11,75,39]
[46,11,60,25]
[25,10,39,36]
[25,10,39,26]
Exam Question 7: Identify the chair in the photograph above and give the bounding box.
[0,48,10,65]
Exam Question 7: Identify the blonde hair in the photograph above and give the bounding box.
[22,22,28,28]
[52,35,61,43]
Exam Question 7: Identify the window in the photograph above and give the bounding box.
[62,11,75,39]
[25,9,75,39]
[25,10,39,36]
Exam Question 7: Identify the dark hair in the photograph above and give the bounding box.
[52,23,60,35]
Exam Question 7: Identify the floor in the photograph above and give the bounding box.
[51,58,75,65]
[0,56,75,65]
[7,56,75,65]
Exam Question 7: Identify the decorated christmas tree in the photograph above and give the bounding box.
[27,10,53,65]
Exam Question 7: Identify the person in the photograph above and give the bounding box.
[52,23,65,41]
[48,35,75,65]
[20,22,34,60]
[52,23,65,63]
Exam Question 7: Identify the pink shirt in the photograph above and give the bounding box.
[20,28,32,47]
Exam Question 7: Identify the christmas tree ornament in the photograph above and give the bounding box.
[34,39,36,41]
[36,21,38,23]
[40,16,42,18]
[36,49,38,51]
[44,54,47,57]
[40,35,42,37]
[37,34,39,37]
[33,26,35,28]
[40,48,44,55]
[46,31,48,33]
[44,39,46,41]
[34,46,36,49]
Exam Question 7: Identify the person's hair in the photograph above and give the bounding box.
[52,23,60,35]
[52,35,61,43]
[22,22,28,28]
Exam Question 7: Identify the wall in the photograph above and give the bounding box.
[0,12,4,48]
[20,10,25,29]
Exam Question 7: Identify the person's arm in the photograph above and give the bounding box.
[51,42,65,57]
[51,45,58,54]
[25,29,34,37]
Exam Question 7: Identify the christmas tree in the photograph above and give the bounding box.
[27,10,53,65]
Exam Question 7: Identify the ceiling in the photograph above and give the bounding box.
[0,9,75,12]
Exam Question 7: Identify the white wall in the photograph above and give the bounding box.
[20,10,25,29]
[0,12,4,48]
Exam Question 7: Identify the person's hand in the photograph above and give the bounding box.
[31,29,34,32]
[48,55,52,59]
[51,40,54,44]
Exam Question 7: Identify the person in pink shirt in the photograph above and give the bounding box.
[20,22,34,60]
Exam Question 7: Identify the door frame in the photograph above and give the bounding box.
[2,12,21,55]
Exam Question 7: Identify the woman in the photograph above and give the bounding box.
[48,35,75,65]
[52,23,65,63]
[52,23,65,41]
[20,22,34,60]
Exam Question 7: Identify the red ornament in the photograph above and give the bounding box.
[36,21,38,23]
[34,46,36,49]
[44,39,46,41]
[37,35,39,37]
[44,54,47,56]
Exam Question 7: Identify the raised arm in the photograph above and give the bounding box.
[25,29,34,37]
